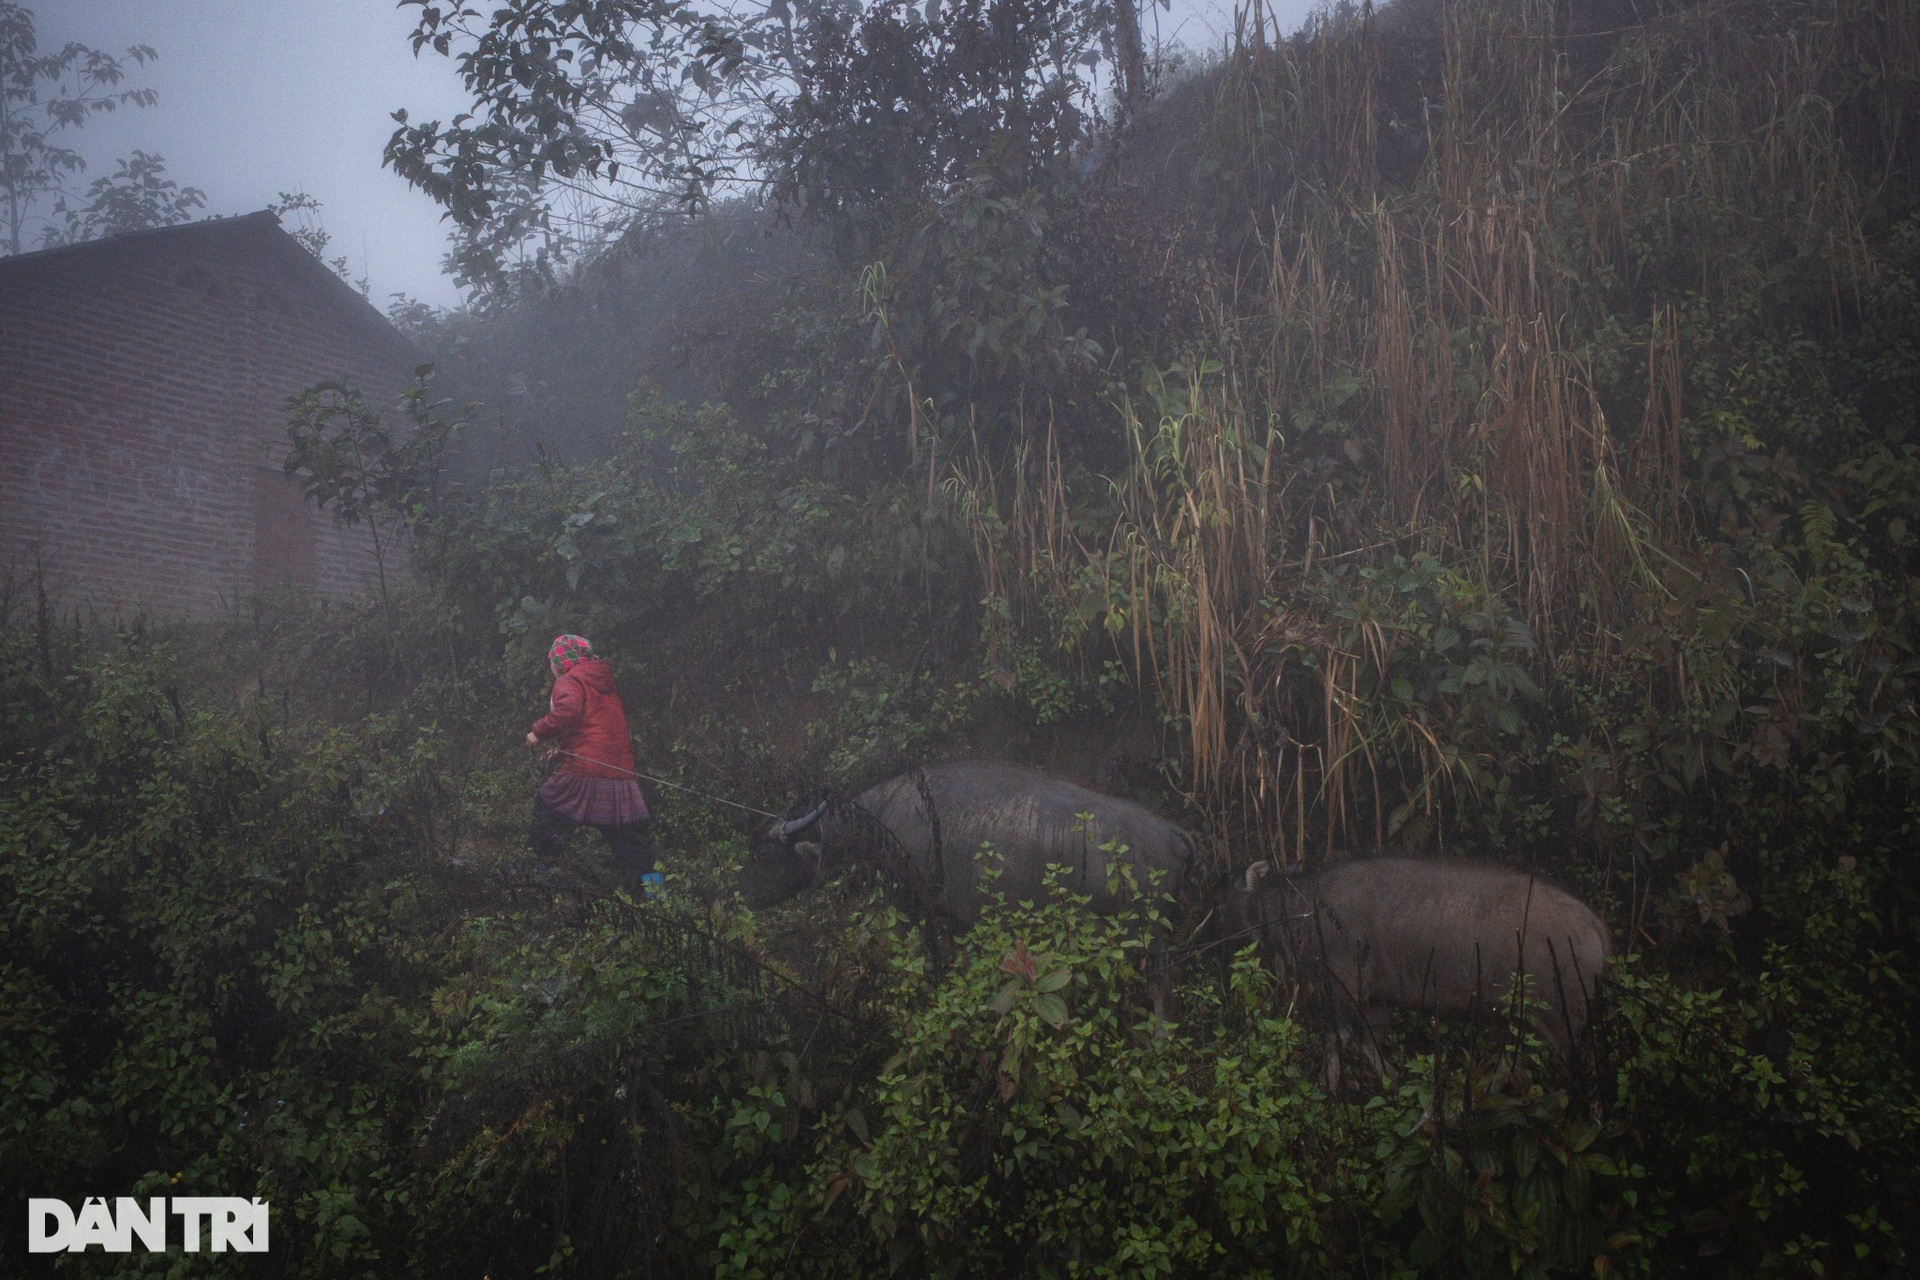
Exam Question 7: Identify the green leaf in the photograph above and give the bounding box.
[1036,967,1072,994]
[1032,993,1069,1028]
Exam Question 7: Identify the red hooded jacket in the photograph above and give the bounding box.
[530,660,638,779]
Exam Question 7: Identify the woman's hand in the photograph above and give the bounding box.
[525,731,540,748]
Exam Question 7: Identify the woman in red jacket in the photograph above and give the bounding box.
[525,634,656,892]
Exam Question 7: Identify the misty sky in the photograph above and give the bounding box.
[29,0,1316,311]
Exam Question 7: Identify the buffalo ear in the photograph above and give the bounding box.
[795,841,822,862]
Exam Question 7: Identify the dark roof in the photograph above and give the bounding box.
[0,210,421,367]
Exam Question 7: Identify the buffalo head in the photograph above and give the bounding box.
[1221,859,1304,953]
[740,801,828,909]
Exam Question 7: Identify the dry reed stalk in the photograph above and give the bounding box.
[1628,305,1687,548]
[1373,206,1425,515]
[949,0,1911,869]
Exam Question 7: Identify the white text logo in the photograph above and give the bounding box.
[27,1198,269,1253]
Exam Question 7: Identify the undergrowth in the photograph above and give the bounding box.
[6,0,1920,1274]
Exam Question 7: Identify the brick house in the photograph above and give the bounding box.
[0,211,421,618]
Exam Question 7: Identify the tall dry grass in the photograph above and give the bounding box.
[954,0,1918,867]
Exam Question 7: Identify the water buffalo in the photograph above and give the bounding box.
[741,761,1195,1015]
[1226,857,1611,1083]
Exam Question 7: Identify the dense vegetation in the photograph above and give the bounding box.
[5,0,1919,1274]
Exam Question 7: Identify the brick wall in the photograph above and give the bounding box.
[0,213,420,618]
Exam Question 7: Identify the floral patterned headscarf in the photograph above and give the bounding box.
[548,634,595,677]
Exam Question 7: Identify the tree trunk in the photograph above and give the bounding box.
[1112,0,1147,124]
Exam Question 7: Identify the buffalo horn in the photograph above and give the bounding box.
[1243,861,1272,891]
[778,801,829,840]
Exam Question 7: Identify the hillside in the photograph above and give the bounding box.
[4,0,1917,1274]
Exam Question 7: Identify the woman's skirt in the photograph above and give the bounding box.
[538,772,649,828]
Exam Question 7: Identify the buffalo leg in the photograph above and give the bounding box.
[1146,931,1178,1026]
[1325,1005,1393,1090]
[1356,1004,1393,1082]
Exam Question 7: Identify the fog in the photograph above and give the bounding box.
[28,0,1308,311]
[29,1,472,306]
